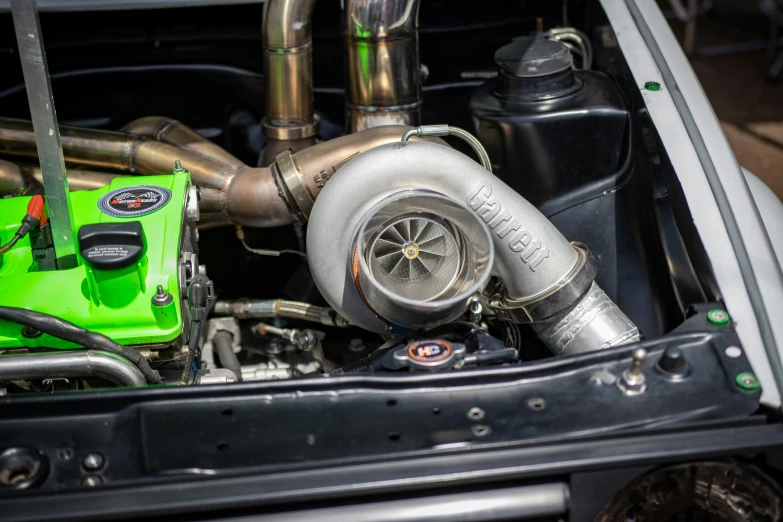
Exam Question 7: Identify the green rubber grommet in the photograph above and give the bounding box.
[707,308,730,326]
[644,81,661,91]
[736,372,760,392]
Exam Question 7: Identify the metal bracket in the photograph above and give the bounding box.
[10,0,77,268]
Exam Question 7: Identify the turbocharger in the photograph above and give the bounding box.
[305,140,639,356]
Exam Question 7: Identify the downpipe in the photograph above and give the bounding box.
[303,140,639,355]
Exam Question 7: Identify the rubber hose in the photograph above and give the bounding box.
[0,306,163,384]
[213,330,242,382]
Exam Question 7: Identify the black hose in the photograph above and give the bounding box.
[0,306,163,384]
[213,330,242,382]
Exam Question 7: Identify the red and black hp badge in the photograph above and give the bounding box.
[98,185,172,218]
[407,339,452,363]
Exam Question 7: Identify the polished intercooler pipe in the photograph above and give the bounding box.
[0,351,146,387]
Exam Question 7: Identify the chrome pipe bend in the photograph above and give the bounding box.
[0,350,147,387]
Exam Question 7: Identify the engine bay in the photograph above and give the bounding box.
[0,0,752,411]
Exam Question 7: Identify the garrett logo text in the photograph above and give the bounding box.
[467,182,550,271]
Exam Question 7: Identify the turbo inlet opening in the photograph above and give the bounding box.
[353,191,494,329]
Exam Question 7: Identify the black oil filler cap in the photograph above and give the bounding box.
[78,221,146,270]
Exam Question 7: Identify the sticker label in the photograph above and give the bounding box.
[98,185,172,218]
[408,340,452,363]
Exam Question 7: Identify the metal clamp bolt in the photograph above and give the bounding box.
[617,348,647,396]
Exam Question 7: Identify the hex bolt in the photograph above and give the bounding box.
[82,453,105,471]
[617,348,648,396]
[151,285,173,307]
[172,159,188,174]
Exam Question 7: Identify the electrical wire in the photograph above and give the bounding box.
[179,319,202,385]
[0,235,21,255]
[0,306,163,384]
[0,194,46,256]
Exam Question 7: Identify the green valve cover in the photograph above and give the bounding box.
[0,173,191,349]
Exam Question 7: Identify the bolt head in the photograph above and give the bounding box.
[707,309,730,326]
[82,476,102,487]
[82,453,105,471]
[736,372,760,392]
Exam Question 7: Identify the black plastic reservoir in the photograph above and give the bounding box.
[470,38,629,216]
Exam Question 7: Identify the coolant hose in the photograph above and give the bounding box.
[0,306,163,384]
[213,330,242,382]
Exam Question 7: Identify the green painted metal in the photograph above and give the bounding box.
[0,173,189,348]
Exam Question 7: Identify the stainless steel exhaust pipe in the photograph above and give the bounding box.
[0,350,146,387]
[343,0,422,131]
[0,118,444,227]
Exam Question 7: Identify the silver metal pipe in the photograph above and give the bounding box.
[531,282,641,356]
[306,140,639,353]
[343,0,422,132]
[262,0,319,142]
[402,125,492,172]
[0,350,146,387]
[213,298,350,327]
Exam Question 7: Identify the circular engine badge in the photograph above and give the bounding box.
[98,185,172,218]
[408,339,452,363]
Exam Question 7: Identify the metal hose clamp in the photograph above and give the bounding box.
[490,242,597,323]
[275,148,315,218]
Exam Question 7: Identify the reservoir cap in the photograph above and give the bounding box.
[495,38,573,78]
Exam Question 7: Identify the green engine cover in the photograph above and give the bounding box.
[0,173,191,349]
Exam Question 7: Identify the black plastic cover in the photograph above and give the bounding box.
[77,221,146,270]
